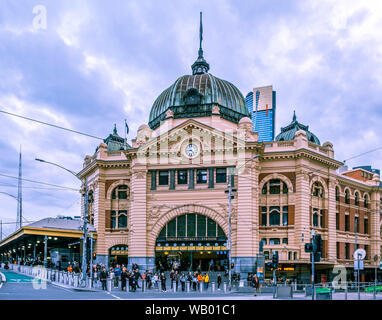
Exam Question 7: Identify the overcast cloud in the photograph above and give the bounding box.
[0,0,381,238]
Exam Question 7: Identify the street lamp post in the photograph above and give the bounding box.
[35,158,89,276]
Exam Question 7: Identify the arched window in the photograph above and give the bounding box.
[111,210,128,229]
[262,179,288,195]
[335,187,340,202]
[364,195,369,208]
[112,185,129,200]
[312,182,324,198]
[345,189,350,204]
[269,210,280,226]
[312,209,319,227]
[157,214,226,240]
[87,191,94,225]
[355,192,360,206]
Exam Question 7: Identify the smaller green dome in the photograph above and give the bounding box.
[104,124,131,151]
[275,111,320,145]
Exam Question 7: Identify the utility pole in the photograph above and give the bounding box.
[311,229,315,301]
[81,176,89,276]
[227,171,234,291]
[90,232,93,283]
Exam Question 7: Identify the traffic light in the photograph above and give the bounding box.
[259,240,264,253]
[272,251,279,269]
[93,253,96,260]
[266,262,273,270]
[312,234,322,253]
[305,243,313,253]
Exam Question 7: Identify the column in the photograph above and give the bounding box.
[94,179,108,267]
[370,190,381,260]
[294,169,311,260]
[169,169,175,190]
[188,168,195,190]
[233,157,257,274]
[327,179,337,264]
[150,170,157,191]
[129,166,154,271]
[44,235,48,268]
[208,167,214,189]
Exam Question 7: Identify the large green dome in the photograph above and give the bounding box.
[148,73,249,129]
[148,12,249,129]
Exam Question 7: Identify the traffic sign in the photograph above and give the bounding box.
[353,248,366,260]
[354,260,364,270]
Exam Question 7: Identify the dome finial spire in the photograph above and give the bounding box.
[191,11,210,75]
[293,110,296,122]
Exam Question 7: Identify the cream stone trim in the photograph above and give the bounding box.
[258,173,294,193]
[147,204,228,249]
[106,179,130,200]
[106,237,129,250]
[309,175,328,197]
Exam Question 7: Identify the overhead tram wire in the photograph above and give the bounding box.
[0,109,104,141]
[0,173,79,191]
[343,145,382,163]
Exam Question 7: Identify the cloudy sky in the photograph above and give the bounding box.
[0,0,381,238]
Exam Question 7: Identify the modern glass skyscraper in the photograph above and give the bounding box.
[245,85,276,142]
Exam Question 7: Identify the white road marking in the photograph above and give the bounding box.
[106,292,121,299]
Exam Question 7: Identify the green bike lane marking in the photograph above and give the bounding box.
[1,270,34,283]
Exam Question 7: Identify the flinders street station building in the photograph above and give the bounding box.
[76,24,382,284]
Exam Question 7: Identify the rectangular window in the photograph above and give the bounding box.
[336,242,340,259]
[269,180,280,194]
[282,238,288,244]
[216,168,227,183]
[269,238,280,245]
[196,169,207,184]
[111,211,116,229]
[320,210,324,228]
[336,213,339,230]
[261,207,267,226]
[207,218,216,237]
[261,238,267,244]
[177,170,188,185]
[197,214,206,237]
[345,243,350,259]
[364,245,369,260]
[118,211,127,228]
[282,206,288,226]
[288,252,292,260]
[364,218,368,234]
[159,171,169,185]
[177,215,186,237]
[345,215,349,232]
[293,252,297,260]
[187,214,196,237]
[313,209,319,227]
[167,219,176,237]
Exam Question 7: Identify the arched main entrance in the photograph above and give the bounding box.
[155,214,228,272]
[109,245,128,267]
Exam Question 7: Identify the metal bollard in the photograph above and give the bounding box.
[107,278,112,292]
[142,280,146,292]
[186,281,190,293]
[223,282,227,293]
[199,282,203,293]
[212,282,215,293]
[74,274,79,287]
[345,283,348,300]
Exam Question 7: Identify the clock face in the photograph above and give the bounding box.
[185,143,198,158]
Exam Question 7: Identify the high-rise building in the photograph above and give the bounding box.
[245,85,276,142]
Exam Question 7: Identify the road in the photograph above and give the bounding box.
[0,270,381,300]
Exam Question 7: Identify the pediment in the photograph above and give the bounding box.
[135,119,250,165]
